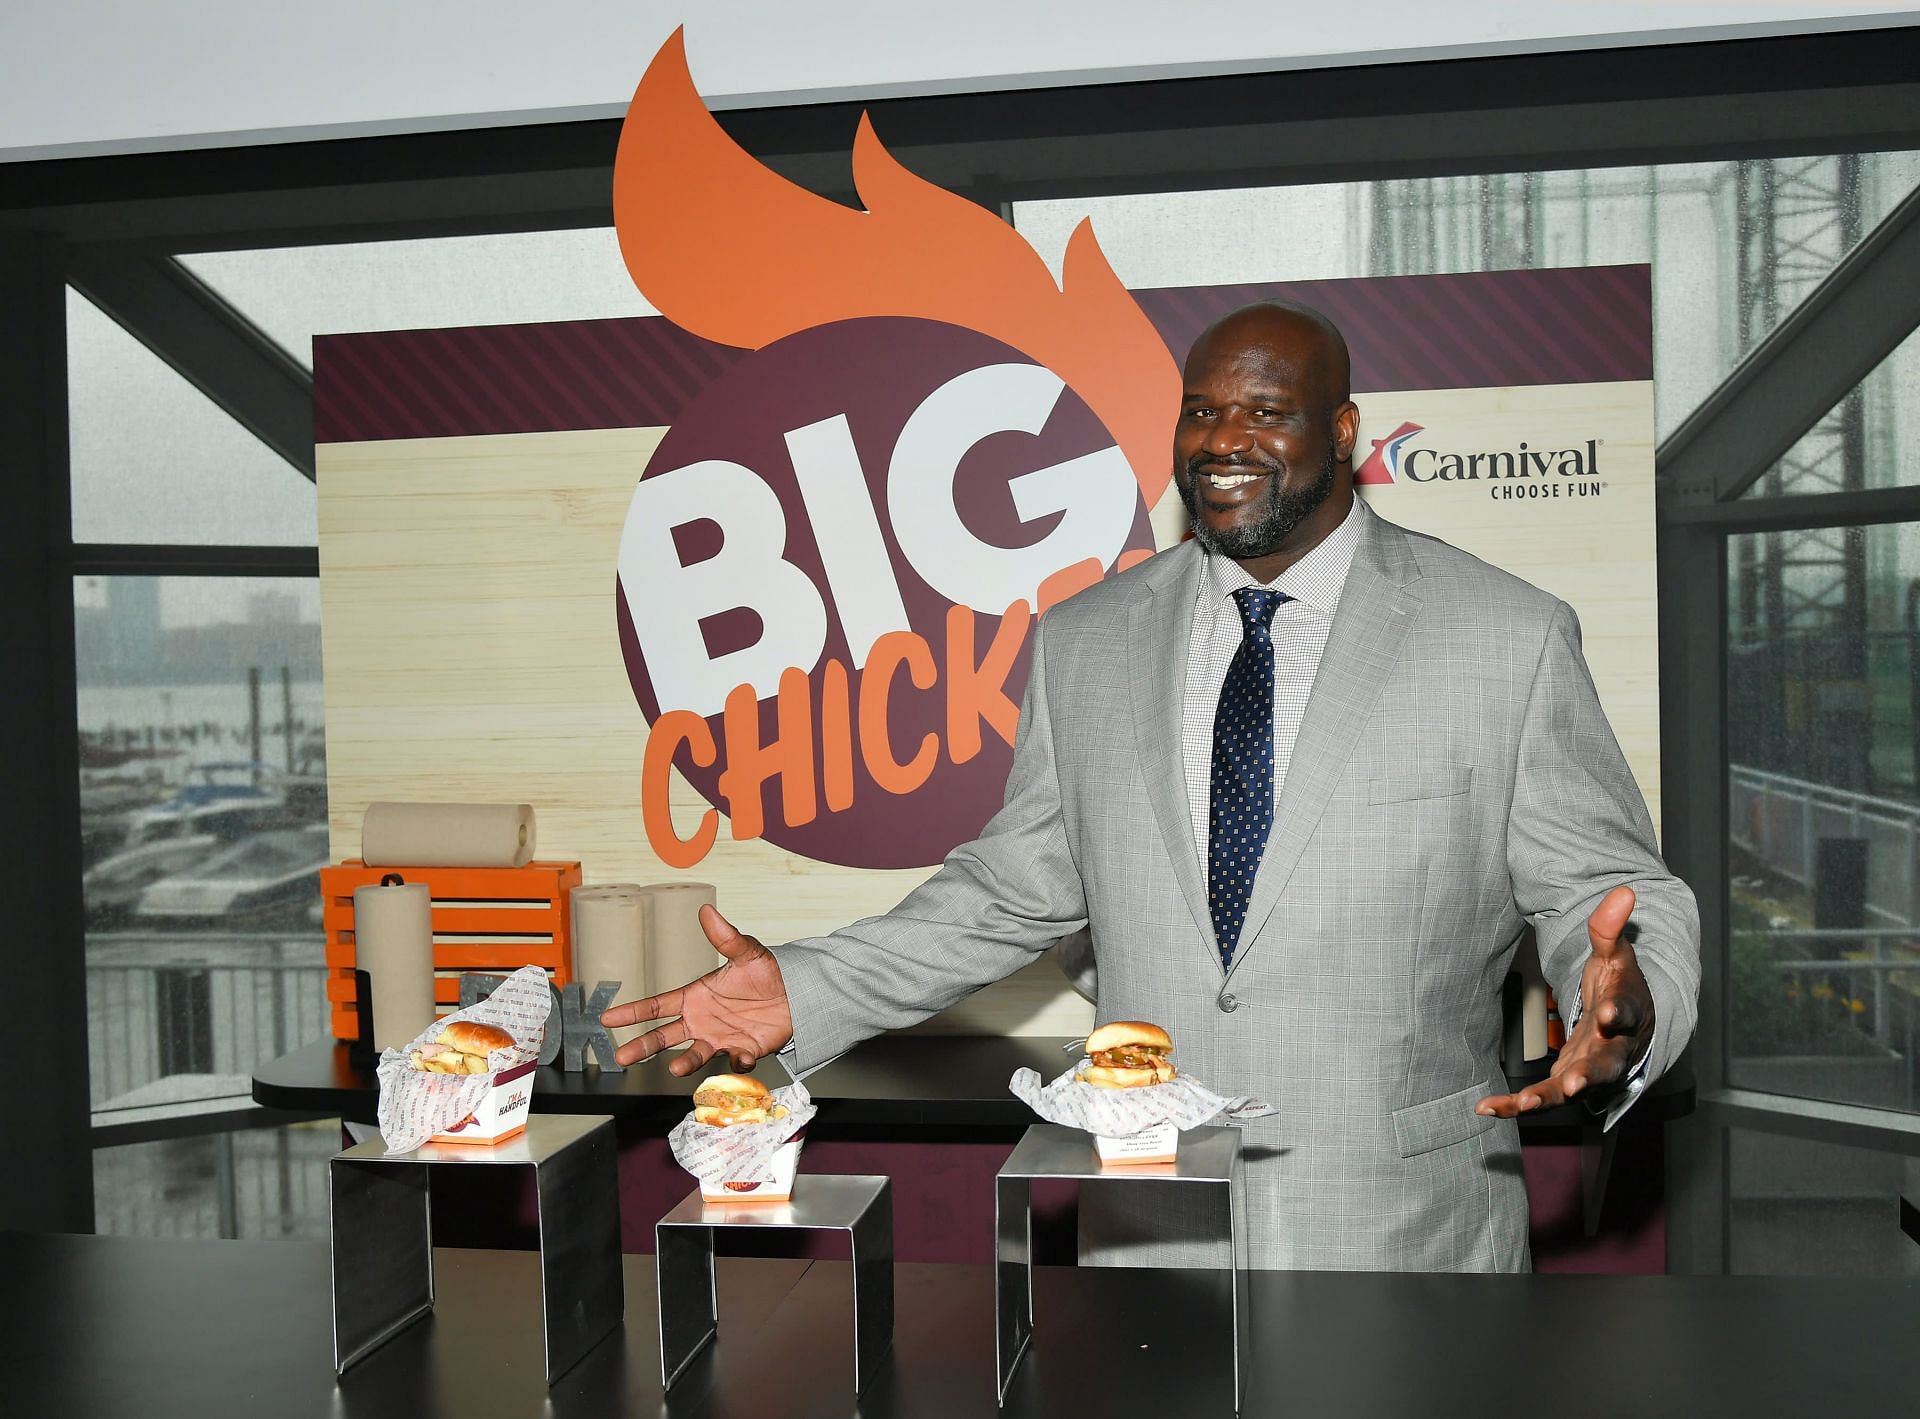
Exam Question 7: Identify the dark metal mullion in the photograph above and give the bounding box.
[65,249,316,481]
[70,543,319,578]
[1658,180,1920,505]
[0,232,96,1233]
[1661,484,1920,533]
[1657,510,1731,1274]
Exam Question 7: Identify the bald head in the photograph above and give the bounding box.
[1184,301,1352,407]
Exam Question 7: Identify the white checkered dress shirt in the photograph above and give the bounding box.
[1181,495,1368,873]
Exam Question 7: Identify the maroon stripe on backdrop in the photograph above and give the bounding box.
[313,318,747,443]
[1132,266,1652,391]
[313,268,1650,444]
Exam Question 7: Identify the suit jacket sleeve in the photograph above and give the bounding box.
[1506,601,1701,1094]
[770,616,1090,1071]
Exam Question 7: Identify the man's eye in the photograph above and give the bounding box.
[1185,407,1215,420]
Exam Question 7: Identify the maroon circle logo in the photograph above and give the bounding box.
[618,316,1152,868]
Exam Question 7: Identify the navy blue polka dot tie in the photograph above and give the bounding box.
[1210,587,1286,972]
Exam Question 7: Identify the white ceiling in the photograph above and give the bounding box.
[4,2,1918,162]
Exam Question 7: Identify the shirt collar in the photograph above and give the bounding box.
[1199,494,1368,617]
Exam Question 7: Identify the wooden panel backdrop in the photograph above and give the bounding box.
[318,378,1657,1036]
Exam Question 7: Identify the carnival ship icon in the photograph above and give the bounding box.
[1355,421,1423,485]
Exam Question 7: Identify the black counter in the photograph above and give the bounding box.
[253,1033,1685,1135]
[4,1231,1909,1418]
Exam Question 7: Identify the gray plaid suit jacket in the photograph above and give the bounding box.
[773,509,1700,1271]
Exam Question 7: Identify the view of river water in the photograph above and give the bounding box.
[78,679,327,774]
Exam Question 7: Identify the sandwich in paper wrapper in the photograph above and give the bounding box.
[376,964,551,1152]
[1011,1021,1274,1165]
[668,1075,816,1203]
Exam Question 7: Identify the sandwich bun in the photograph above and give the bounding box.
[1084,1020,1172,1055]
[437,1020,516,1057]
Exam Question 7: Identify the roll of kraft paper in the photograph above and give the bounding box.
[641,881,722,996]
[361,802,536,868]
[573,883,649,1048]
[353,876,435,1051]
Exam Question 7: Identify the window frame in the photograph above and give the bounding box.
[7,21,1920,1252]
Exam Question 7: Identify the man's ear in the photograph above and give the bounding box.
[1334,401,1360,463]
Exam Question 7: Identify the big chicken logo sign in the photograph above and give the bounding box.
[613,33,1178,871]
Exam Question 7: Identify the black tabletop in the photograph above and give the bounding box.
[3,1231,1909,1418]
[253,1032,1078,1128]
[253,1033,1691,1133]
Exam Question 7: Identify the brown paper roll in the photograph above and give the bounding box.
[361,802,536,868]
[640,881,721,995]
[1521,980,1550,1062]
[353,879,435,1051]
[573,884,649,1048]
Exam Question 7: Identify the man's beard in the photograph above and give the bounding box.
[1177,438,1339,561]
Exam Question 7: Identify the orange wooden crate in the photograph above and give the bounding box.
[320,859,582,1041]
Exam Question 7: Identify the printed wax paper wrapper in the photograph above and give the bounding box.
[376,964,551,1152]
[668,1077,817,1185]
[1011,1062,1277,1137]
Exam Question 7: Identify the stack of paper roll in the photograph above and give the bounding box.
[572,883,648,1048]
[639,881,722,997]
[352,876,435,1051]
[362,802,536,868]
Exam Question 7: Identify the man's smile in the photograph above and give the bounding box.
[1202,468,1267,490]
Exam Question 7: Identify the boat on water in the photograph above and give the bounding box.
[122,761,288,849]
[134,823,332,926]
[83,833,219,927]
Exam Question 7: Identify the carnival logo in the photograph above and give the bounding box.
[1355,421,1423,485]
[1359,420,1606,502]
[610,32,1179,870]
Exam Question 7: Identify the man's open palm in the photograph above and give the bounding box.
[1478,885,1655,1118]
[599,905,794,1074]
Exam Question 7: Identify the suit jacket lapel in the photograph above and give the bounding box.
[1225,510,1426,983]
[1126,542,1220,965]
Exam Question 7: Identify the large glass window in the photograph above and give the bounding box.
[1736,323,1920,500]
[66,290,319,546]
[179,228,654,369]
[1727,517,1920,1116]
[77,575,328,1115]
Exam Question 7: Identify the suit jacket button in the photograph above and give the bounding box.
[1218,993,1238,1013]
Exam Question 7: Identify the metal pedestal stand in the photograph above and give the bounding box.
[995,1124,1250,1410]
[328,1114,623,1383]
[655,1175,894,1394]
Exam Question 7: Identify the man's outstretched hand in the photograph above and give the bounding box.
[1477,885,1655,1118]
[598,904,794,1074]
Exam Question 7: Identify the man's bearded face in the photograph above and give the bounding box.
[1175,434,1339,562]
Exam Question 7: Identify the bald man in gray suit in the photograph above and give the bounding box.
[605,301,1700,1272]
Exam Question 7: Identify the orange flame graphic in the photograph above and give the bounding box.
[613,30,1179,508]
